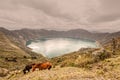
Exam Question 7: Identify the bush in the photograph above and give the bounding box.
[94,52,111,62]
[60,60,76,67]
[75,51,111,68]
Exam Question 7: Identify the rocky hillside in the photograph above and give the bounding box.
[0,30,46,77]
[0,32,29,57]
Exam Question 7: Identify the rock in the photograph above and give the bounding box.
[0,68,9,77]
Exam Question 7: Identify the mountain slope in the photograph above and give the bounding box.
[0,31,46,72]
[0,32,30,57]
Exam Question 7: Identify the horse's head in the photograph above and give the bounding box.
[23,63,35,74]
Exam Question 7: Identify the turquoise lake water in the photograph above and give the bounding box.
[27,38,97,58]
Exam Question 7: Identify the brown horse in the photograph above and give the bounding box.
[32,62,52,72]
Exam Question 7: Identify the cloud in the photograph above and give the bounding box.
[89,14,120,23]
[89,0,120,23]
[100,0,120,13]
[0,0,119,32]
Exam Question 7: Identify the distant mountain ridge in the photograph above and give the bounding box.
[13,28,108,41]
[0,27,120,45]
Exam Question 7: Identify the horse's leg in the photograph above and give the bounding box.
[48,65,52,70]
[39,67,41,70]
[23,69,26,74]
[32,68,35,72]
[32,66,37,72]
[27,68,30,72]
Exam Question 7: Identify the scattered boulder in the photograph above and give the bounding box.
[0,68,9,77]
[5,57,17,62]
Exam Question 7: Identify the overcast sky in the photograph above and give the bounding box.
[0,0,120,32]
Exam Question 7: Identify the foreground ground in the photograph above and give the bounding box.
[2,64,120,80]
[2,53,120,80]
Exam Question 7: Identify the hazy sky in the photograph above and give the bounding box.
[0,0,120,32]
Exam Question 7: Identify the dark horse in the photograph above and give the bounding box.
[32,62,52,72]
[23,63,35,74]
